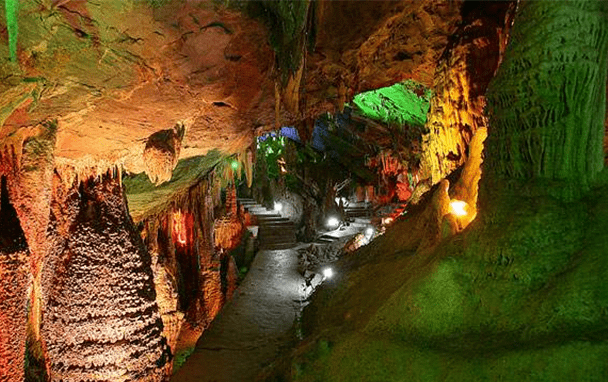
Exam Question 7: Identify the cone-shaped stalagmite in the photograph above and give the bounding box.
[42,174,171,381]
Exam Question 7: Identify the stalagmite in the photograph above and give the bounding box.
[41,173,171,381]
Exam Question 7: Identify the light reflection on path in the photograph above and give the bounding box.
[172,248,306,382]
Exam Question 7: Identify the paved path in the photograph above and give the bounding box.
[172,248,305,382]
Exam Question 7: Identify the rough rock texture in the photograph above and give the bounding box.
[143,124,186,185]
[138,177,239,341]
[42,174,171,381]
[282,2,608,381]
[289,0,462,134]
[0,0,275,179]
[485,0,608,194]
[0,177,29,382]
[150,251,184,364]
[419,1,515,185]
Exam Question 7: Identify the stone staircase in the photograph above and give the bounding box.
[344,201,372,220]
[238,198,297,250]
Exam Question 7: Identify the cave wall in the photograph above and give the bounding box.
[485,0,608,195]
[419,1,515,186]
[0,176,29,382]
[0,0,275,183]
[284,1,608,381]
[138,176,241,356]
[0,121,176,380]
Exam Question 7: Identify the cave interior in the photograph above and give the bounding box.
[0,0,608,381]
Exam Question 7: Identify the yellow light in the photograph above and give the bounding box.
[450,200,468,217]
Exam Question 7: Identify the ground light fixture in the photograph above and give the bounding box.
[363,226,375,245]
[322,267,334,279]
[449,200,468,217]
[326,216,340,229]
[274,202,283,212]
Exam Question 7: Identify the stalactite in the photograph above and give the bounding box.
[41,173,171,382]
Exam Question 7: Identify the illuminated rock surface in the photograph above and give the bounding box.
[0,0,606,381]
[42,174,171,381]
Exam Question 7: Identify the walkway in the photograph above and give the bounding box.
[172,198,379,381]
[171,247,305,382]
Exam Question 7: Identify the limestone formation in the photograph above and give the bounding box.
[41,174,171,381]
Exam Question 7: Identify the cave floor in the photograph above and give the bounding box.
[172,247,306,382]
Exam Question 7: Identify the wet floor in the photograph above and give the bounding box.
[172,248,306,382]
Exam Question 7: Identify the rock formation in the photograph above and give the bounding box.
[42,173,171,381]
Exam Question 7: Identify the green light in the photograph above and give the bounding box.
[352,80,431,127]
[5,0,18,62]
[231,161,238,170]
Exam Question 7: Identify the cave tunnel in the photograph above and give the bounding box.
[0,0,608,381]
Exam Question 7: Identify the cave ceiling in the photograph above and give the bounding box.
[0,0,464,184]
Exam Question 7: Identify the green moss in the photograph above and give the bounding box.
[289,176,608,381]
[145,0,172,8]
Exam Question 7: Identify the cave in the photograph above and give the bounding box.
[0,0,607,381]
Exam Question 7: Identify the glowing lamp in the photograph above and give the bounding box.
[274,202,283,212]
[322,267,334,279]
[327,217,340,229]
[449,200,468,217]
[382,217,394,226]
[365,227,374,237]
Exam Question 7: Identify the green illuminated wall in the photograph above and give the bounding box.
[5,0,18,62]
[352,80,432,127]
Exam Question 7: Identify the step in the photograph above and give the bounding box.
[257,216,290,222]
[259,234,296,241]
[259,234,297,241]
[244,206,265,211]
[246,206,272,212]
[353,217,371,224]
[260,242,296,250]
[251,211,281,217]
[259,223,294,229]
[259,220,293,226]
[346,208,371,214]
